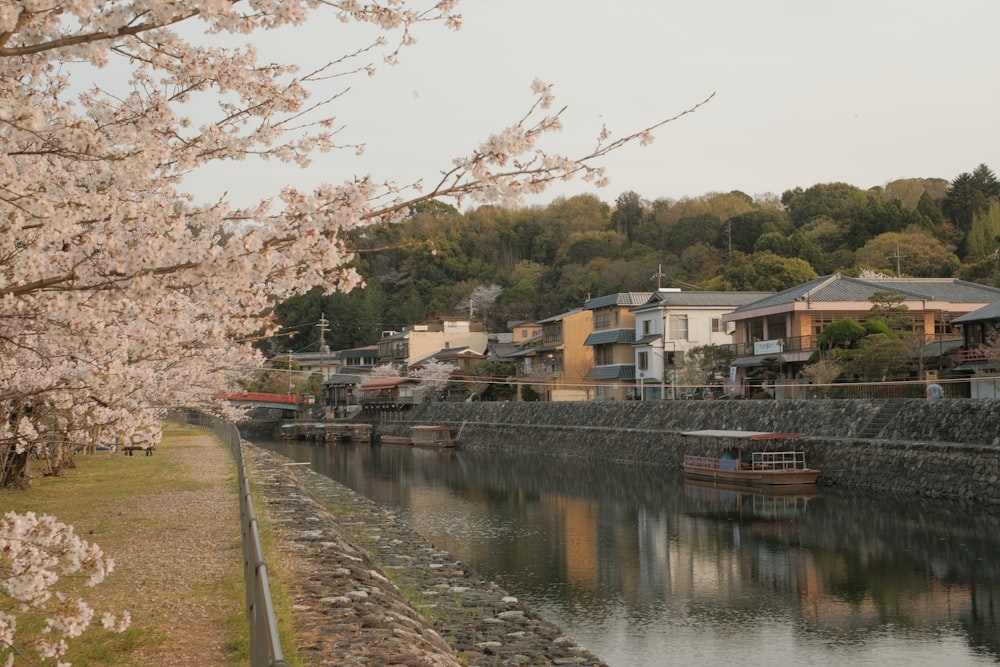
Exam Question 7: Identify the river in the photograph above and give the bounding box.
[257,438,1000,667]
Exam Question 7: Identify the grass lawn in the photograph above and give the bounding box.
[1,423,251,666]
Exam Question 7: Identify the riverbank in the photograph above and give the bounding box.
[0,424,244,666]
[354,399,1000,503]
[248,443,608,666]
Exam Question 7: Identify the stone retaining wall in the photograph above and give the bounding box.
[371,398,1000,503]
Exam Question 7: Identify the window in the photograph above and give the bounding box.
[594,312,612,329]
[637,351,649,371]
[643,319,652,336]
[595,346,614,365]
[668,314,688,341]
[711,317,722,333]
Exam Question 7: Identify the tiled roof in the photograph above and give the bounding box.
[731,275,1000,313]
[585,364,636,380]
[584,329,636,346]
[953,300,1000,323]
[585,292,653,310]
[537,307,585,324]
[632,290,774,311]
[360,377,416,389]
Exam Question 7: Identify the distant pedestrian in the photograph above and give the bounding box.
[926,382,943,399]
[702,387,713,400]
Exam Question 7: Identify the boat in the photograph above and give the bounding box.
[680,429,820,486]
[318,422,372,444]
[378,434,412,446]
[409,425,456,448]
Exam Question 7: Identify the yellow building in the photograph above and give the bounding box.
[583,292,652,401]
[521,307,594,401]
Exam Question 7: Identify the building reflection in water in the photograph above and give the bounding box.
[262,439,1000,666]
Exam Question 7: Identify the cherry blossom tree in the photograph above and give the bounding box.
[0,0,711,488]
[410,358,458,397]
[0,511,130,666]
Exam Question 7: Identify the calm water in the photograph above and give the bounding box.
[257,438,1000,667]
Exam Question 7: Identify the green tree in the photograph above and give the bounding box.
[685,343,736,384]
[610,190,645,244]
[818,318,866,350]
[846,333,910,381]
[942,168,993,239]
[854,230,959,277]
[714,252,817,291]
[665,214,723,255]
[782,182,865,228]
[866,290,912,332]
[722,209,792,259]
[963,202,1000,260]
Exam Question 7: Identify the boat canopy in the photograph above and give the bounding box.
[681,430,802,440]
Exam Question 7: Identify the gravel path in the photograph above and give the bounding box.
[93,427,244,666]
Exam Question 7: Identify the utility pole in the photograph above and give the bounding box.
[887,245,907,276]
[651,264,665,289]
[317,313,329,383]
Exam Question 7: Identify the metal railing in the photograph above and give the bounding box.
[178,411,288,667]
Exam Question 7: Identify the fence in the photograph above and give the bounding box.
[178,412,288,667]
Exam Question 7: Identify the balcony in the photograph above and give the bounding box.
[956,348,990,364]
[729,334,820,359]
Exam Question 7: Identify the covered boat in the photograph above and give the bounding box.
[681,430,820,486]
[410,425,456,448]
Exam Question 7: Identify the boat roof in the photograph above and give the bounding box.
[681,429,802,440]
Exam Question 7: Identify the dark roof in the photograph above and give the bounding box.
[360,377,417,389]
[586,365,636,380]
[585,292,653,310]
[730,275,1000,313]
[953,300,1000,323]
[339,345,379,360]
[323,374,363,386]
[537,307,585,324]
[632,290,773,312]
[633,333,661,346]
[584,329,636,346]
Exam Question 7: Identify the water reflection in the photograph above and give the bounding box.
[259,439,1000,667]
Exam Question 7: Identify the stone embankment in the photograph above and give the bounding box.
[250,444,608,667]
[242,397,1000,664]
[374,398,1000,503]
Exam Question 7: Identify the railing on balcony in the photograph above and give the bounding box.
[729,334,820,358]
[956,348,989,363]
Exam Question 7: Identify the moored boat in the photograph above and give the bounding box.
[681,430,820,486]
[410,425,456,448]
[378,434,413,446]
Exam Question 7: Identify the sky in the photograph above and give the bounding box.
[189,0,1000,209]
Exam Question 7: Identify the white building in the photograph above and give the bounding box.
[630,289,772,399]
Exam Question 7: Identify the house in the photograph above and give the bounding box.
[722,274,1000,395]
[630,288,773,399]
[321,374,364,418]
[376,316,488,370]
[358,376,422,411]
[583,292,651,400]
[515,307,594,401]
[951,302,1000,398]
[411,345,488,402]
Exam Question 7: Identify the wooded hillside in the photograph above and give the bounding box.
[271,165,1000,354]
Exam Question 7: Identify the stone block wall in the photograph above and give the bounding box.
[380,399,1000,503]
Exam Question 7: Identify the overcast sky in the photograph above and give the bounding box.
[189,1,1000,209]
